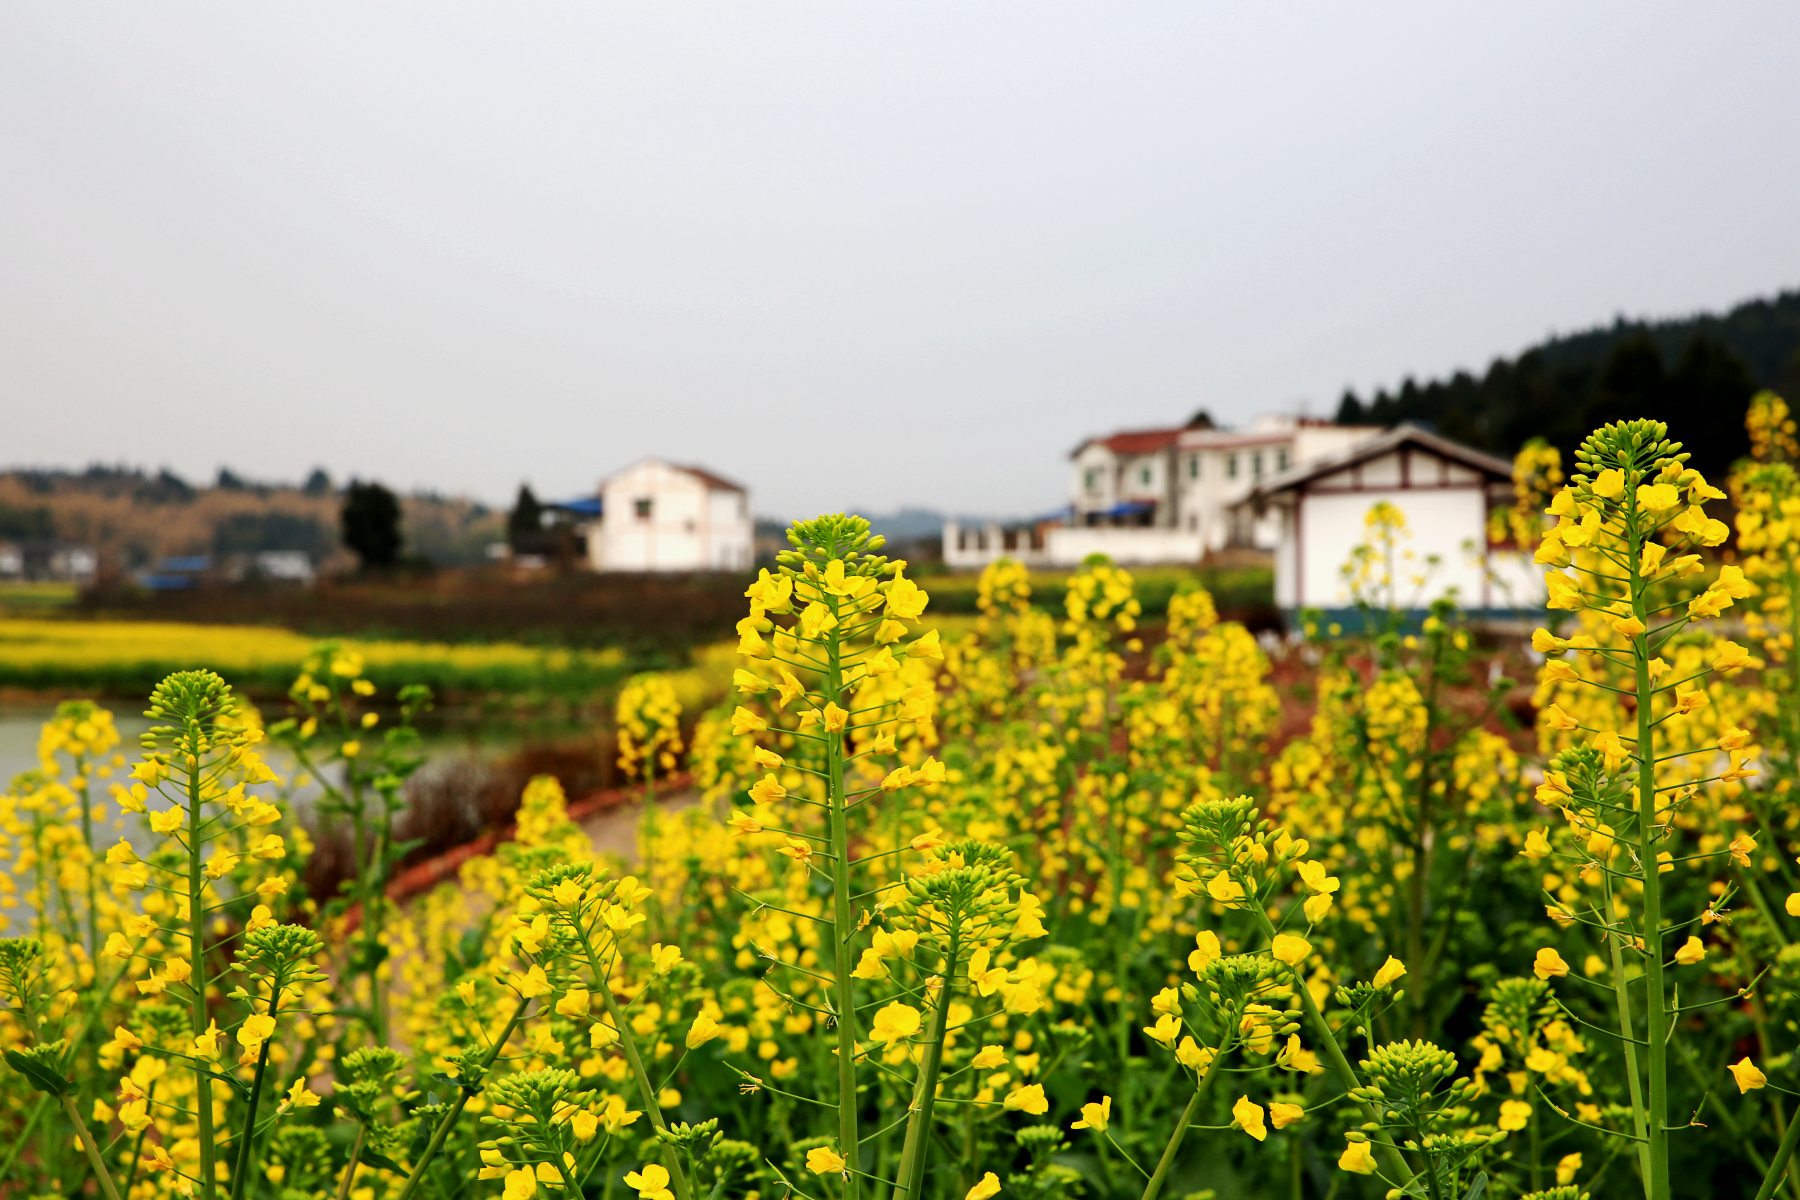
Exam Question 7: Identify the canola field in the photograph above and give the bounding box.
[0,618,630,698]
[3,408,1800,1200]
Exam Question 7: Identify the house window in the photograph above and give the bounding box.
[1138,466,1151,487]
[1084,468,1101,494]
[1277,448,1290,471]
[1252,453,1263,479]
[1188,455,1200,480]
[1226,454,1238,479]
[634,497,653,520]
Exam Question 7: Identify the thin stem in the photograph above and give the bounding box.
[335,1124,366,1200]
[892,932,959,1200]
[186,750,218,1200]
[78,762,100,963]
[825,596,863,1197]
[1761,1102,1800,1200]
[585,942,691,1200]
[228,987,281,1200]
[1250,905,1413,1186]
[393,1000,527,1200]
[1629,502,1672,1200]
[61,1093,124,1200]
[1140,1049,1227,1200]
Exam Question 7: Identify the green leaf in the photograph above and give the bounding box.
[4,1048,70,1096]
[358,1150,404,1174]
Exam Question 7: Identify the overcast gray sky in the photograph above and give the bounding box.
[3,5,1797,519]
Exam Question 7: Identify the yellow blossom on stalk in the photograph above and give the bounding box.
[1232,1095,1268,1141]
[1730,1058,1767,1093]
[1271,933,1311,966]
[869,1001,922,1047]
[624,1162,675,1200]
[1004,1083,1048,1115]
[805,1147,847,1175]
[1338,1137,1377,1174]
[965,1173,1002,1200]
[1072,1095,1112,1131]
[685,1013,721,1048]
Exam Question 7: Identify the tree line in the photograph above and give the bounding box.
[1335,288,1800,477]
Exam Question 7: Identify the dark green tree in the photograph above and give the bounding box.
[340,481,403,571]
[507,484,543,549]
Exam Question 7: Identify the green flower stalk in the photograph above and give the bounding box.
[1533,419,1747,1200]
[729,515,942,1200]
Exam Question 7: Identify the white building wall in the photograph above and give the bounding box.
[1291,488,1492,610]
[942,521,1051,569]
[1488,548,1549,609]
[590,460,750,573]
[1274,507,1300,610]
[1116,452,1169,508]
[705,488,754,571]
[1044,526,1203,566]
[1071,445,1119,517]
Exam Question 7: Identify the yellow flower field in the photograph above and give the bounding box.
[4,405,1800,1200]
[0,617,628,696]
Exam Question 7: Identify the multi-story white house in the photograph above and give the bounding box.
[584,459,753,573]
[945,413,1380,568]
[1069,414,1381,548]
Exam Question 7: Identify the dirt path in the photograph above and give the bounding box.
[578,789,703,863]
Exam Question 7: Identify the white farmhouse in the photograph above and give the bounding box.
[1232,423,1543,621]
[585,459,753,573]
[945,413,1381,568]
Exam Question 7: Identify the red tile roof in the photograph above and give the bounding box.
[674,464,747,493]
[1071,427,1183,458]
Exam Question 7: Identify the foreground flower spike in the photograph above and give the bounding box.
[731,514,942,1200]
[139,670,265,1200]
[1532,418,1756,1200]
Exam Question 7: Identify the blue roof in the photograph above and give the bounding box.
[549,497,603,517]
[156,555,212,572]
[1105,500,1156,517]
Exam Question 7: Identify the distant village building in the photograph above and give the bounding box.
[1231,423,1544,620]
[131,550,316,590]
[943,413,1380,569]
[580,459,753,573]
[138,555,212,591]
[239,551,316,585]
[0,541,99,583]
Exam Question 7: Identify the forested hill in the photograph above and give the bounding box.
[1334,288,1800,476]
[0,465,501,570]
